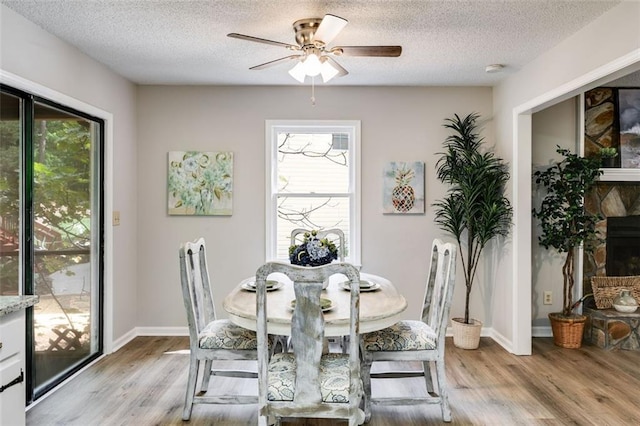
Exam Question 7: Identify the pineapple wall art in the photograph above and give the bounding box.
[383,161,425,214]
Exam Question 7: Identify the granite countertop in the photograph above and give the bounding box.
[0,295,39,317]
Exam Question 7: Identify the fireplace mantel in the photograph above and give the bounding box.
[600,169,640,182]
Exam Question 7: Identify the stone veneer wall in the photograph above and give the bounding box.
[583,182,640,305]
[584,87,621,166]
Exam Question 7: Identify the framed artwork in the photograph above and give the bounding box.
[619,88,640,168]
[167,151,233,216]
[383,161,425,214]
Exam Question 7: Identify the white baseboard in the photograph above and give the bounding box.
[109,327,188,353]
[532,326,553,337]
[110,328,138,353]
[135,326,189,336]
[488,328,513,353]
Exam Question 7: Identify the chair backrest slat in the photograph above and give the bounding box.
[421,239,457,344]
[179,238,216,337]
[290,280,324,403]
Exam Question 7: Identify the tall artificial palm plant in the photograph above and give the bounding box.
[434,113,513,325]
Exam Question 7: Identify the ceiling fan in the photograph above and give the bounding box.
[228,14,402,83]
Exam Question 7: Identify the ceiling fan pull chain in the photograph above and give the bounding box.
[311,76,316,106]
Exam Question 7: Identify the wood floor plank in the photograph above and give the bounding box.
[26,336,640,425]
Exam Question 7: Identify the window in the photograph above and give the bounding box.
[266,120,361,265]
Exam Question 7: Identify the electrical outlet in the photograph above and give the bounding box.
[113,210,121,226]
[543,291,553,305]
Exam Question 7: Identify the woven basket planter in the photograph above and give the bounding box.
[451,318,482,350]
[591,276,640,309]
[548,313,586,349]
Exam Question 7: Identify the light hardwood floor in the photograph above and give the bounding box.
[26,336,640,425]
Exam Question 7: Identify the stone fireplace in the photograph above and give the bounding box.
[584,182,640,307]
[606,216,640,276]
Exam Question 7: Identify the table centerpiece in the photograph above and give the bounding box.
[289,230,338,267]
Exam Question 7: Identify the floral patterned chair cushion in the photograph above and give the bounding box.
[362,320,437,351]
[267,352,351,402]
[199,319,259,350]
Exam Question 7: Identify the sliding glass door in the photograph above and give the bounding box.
[0,91,22,297]
[0,86,104,401]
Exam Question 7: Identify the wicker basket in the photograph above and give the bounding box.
[548,313,586,349]
[590,276,640,309]
[451,318,482,349]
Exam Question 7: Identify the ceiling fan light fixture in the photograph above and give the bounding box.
[320,59,339,83]
[288,61,307,83]
[229,14,401,87]
[302,53,322,76]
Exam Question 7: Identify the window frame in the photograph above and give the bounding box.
[265,120,361,266]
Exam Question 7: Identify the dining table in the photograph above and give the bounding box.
[223,271,407,337]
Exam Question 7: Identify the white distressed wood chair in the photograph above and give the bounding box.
[360,239,457,422]
[290,228,346,261]
[255,261,364,426]
[179,238,266,420]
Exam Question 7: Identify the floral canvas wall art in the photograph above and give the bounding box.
[168,151,233,216]
[383,161,425,214]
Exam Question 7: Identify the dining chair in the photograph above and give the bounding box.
[179,237,268,421]
[290,228,346,261]
[360,239,457,422]
[254,261,364,426]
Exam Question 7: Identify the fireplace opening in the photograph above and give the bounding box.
[606,215,640,276]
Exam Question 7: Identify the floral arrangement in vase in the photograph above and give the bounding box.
[289,230,338,267]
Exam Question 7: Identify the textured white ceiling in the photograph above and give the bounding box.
[1,0,621,86]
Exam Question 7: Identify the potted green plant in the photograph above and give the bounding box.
[532,146,604,348]
[433,113,513,349]
[599,146,618,168]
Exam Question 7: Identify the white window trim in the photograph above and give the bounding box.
[265,119,361,266]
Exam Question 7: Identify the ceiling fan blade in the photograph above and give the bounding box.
[331,45,402,57]
[227,33,299,50]
[249,55,301,70]
[313,14,348,45]
[325,56,349,77]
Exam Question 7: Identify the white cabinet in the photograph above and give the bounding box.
[0,309,26,426]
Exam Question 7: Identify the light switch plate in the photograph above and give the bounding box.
[113,210,121,226]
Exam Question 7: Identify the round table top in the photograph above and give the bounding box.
[223,272,408,336]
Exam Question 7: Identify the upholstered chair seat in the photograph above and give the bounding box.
[362,320,437,351]
[267,352,351,402]
[199,319,260,350]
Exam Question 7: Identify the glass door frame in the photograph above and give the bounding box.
[1,83,105,403]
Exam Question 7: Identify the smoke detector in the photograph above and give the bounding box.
[485,64,505,73]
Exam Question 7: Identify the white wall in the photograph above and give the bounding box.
[493,1,640,354]
[0,5,139,346]
[136,85,493,329]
